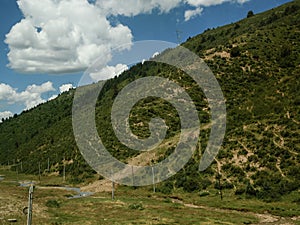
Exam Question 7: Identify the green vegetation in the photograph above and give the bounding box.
[45,199,61,208]
[1,168,300,224]
[0,0,299,207]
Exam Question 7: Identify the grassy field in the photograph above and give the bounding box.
[0,167,299,225]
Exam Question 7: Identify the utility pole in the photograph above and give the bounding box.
[217,173,223,200]
[111,170,115,200]
[131,166,135,187]
[63,155,66,183]
[27,184,34,225]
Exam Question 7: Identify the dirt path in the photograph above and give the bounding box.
[81,179,112,193]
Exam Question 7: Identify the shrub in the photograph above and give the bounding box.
[128,203,144,210]
[158,180,173,194]
[222,181,234,189]
[183,177,200,192]
[235,188,245,195]
[245,183,257,196]
[247,10,254,18]
[199,178,212,190]
[230,47,241,57]
[199,191,210,197]
[46,199,60,208]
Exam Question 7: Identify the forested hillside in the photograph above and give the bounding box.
[0,0,299,201]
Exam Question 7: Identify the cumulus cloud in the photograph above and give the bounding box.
[5,0,250,75]
[0,81,55,110]
[184,0,249,19]
[48,83,73,101]
[96,0,249,18]
[185,0,249,7]
[90,64,129,82]
[184,7,203,21]
[59,84,74,93]
[0,111,13,122]
[96,0,182,16]
[5,0,132,74]
[48,95,58,101]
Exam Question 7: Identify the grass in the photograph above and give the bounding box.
[52,192,258,225]
[179,189,300,217]
[1,167,299,224]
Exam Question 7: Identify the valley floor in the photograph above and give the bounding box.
[0,168,299,225]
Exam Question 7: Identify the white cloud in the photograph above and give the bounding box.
[0,81,55,110]
[5,0,132,74]
[184,7,203,21]
[0,83,16,100]
[96,0,249,18]
[184,0,249,20]
[47,83,73,101]
[48,95,58,101]
[0,111,13,122]
[152,52,160,58]
[5,0,250,75]
[96,0,182,16]
[90,64,129,82]
[26,81,55,94]
[59,84,74,93]
[185,0,249,7]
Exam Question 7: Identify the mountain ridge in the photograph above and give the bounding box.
[0,0,299,201]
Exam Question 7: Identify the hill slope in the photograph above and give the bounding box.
[0,0,299,200]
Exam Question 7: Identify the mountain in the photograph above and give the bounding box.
[0,0,299,201]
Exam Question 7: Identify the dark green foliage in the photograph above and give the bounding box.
[157,180,174,194]
[252,170,299,201]
[183,177,200,192]
[230,46,241,57]
[46,200,60,208]
[245,182,257,197]
[199,191,210,197]
[235,188,245,195]
[247,10,254,18]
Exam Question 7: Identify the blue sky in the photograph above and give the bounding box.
[0,0,292,120]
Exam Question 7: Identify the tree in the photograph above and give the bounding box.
[247,10,254,18]
[230,46,241,57]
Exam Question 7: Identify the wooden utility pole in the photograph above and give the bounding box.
[131,166,135,187]
[217,173,223,200]
[111,170,115,200]
[112,180,115,200]
[27,184,34,225]
[63,155,66,183]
